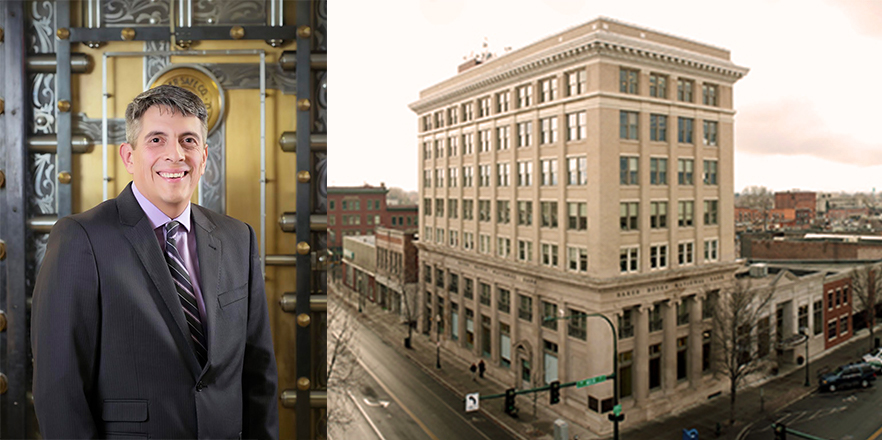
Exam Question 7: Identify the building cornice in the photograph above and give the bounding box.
[409,29,749,115]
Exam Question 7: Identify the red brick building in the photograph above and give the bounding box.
[375,227,419,316]
[823,275,853,350]
[775,191,817,227]
[328,184,420,255]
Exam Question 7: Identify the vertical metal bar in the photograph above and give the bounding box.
[102,54,108,201]
[55,1,72,218]
[2,1,30,436]
[260,52,266,278]
[295,1,313,438]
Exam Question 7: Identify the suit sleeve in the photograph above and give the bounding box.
[242,224,280,439]
[31,217,100,438]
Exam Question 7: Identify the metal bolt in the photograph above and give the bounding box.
[297,171,310,183]
[297,377,310,390]
[297,314,311,327]
[230,26,245,40]
[297,98,311,112]
[297,242,310,255]
[121,28,135,41]
[297,26,312,39]
[56,28,70,40]
[57,100,71,113]
[57,172,72,184]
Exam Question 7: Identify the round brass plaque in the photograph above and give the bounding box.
[147,65,225,137]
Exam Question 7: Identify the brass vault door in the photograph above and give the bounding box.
[0,1,327,438]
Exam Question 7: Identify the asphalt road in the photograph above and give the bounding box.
[744,381,882,440]
[337,307,516,440]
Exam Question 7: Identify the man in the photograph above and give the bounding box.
[31,85,279,439]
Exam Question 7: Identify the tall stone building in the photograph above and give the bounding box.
[409,17,748,433]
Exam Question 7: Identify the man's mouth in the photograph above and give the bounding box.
[158,171,189,180]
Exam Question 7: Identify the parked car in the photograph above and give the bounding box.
[862,348,882,370]
[818,363,877,392]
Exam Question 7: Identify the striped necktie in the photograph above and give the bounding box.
[165,221,208,366]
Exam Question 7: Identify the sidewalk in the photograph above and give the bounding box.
[332,280,879,439]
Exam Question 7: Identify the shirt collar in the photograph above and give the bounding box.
[132,182,192,233]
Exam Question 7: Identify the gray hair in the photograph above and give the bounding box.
[124,84,208,147]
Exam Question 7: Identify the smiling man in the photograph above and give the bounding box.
[31,85,279,439]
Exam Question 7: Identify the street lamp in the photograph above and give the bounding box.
[436,314,442,369]
[547,312,621,440]
[799,327,810,387]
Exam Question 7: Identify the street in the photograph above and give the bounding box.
[331,302,516,440]
[744,382,882,440]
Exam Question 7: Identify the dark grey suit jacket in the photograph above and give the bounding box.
[31,184,279,439]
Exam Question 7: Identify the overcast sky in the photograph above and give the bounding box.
[330,0,882,194]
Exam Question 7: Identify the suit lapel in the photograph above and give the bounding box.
[117,184,202,377]
[193,205,220,374]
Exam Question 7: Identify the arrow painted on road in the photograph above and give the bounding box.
[363,398,391,408]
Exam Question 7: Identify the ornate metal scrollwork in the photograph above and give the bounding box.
[103,0,169,26]
[314,70,326,133]
[194,0,266,26]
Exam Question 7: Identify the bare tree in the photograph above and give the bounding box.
[736,186,775,230]
[400,283,419,348]
[327,300,363,438]
[851,264,881,352]
[711,278,775,426]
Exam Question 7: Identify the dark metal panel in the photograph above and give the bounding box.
[69,26,170,42]
[175,25,297,41]
[294,1,313,437]
[55,0,71,218]
[2,2,31,437]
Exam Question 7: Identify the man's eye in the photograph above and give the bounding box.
[151,137,161,143]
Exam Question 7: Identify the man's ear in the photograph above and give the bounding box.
[119,143,136,175]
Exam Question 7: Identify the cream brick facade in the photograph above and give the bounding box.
[409,17,748,434]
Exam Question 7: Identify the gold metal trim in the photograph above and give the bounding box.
[297,171,310,183]
[297,314,311,327]
[230,26,245,40]
[121,28,136,41]
[296,242,310,255]
[297,98,311,112]
[297,377,310,391]
[57,172,72,185]
[56,28,70,40]
[297,26,312,39]
[57,100,71,113]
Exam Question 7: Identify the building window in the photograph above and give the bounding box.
[540,77,557,103]
[462,199,474,220]
[500,322,511,368]
[828,320,837,339]
[462,166,473,187]
[704,200,719,225]
[423,170,431,188]
[541,159,558,186]
[540,117,558,144]
[497,162,510,187]
[541,243,559,267]
[619,68,639,94]
[448,136,458,156]
[434,111,444,129]
[702,331,712,372]
[840,316,849,336]
[496,91,510,113]
[514,161,533,187]
[620,202,638,231]
[479,129,492,153]
[704,238,719,262]
[678,241,694,265]
[519,295,533,322]
[517,84,532,108]
[649,343,662,389]
[649,73,667,98]
[545,341,560,384]
[568,247,588,272]
[423,198,432,216]
[479,282,491,306]
[619,309,635,339]
[844,286,850,305]
[703,290,718,319]
[447,106,458,125]
[542,301,558,330]
[650,158,667,185]
[463,231,474,250]
[620,111,639,140]
[497,237,511,258]
[836,289,841,307]
[677,337,688,380]
[421,114,432,132]
[678,117,694,144]
[517,240,533,262]
[449,230,459,247]
[465,308,474,348]
[478,164,491,187]
[463,278,474,299]
[424,227,432,242]
[329,200,335,210]
[478,200,491,222]
[448,167,458,188]
[702,83,718,106]
[650,114,667,142]
[619,351,633,398]
[462,132,474,155]
[497,126,510,150]
[435,139,443,158]
[798,305,808,331]
[620,246,639,273]
[451,303,459,341]
[566,111,586,141]
[813,300,823,335]
[448,199,458,219]
[620,156,638,185]
[496,200,511,224]
[568,308,587,340]
[498,288,511,313]
[677,300,690,325]
[703,121,718,146]
[462,102,473,122]
[435,199,444,218]
[436,228,444,244]
[567,156,587,186]
[541,201,558,228]
[481,316,492,358]
[567,202,588,230]
[566,69,586,96]
[517,201,532,226]
[512,122,530,149]
[650,244,668,270]
[479,96,491,118]
[678,201,694,227]
[703,160,718,185]
[650,201,668,229]
[677,78,693,102]
[435,168,445,188]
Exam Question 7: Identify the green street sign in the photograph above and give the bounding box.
[576,374,608,388]
[613,404,622,416]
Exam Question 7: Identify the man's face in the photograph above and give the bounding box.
[119,105,207,218]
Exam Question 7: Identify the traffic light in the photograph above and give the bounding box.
[504,388,517,416]
[774,423,787,440]
[549,380,560,405]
